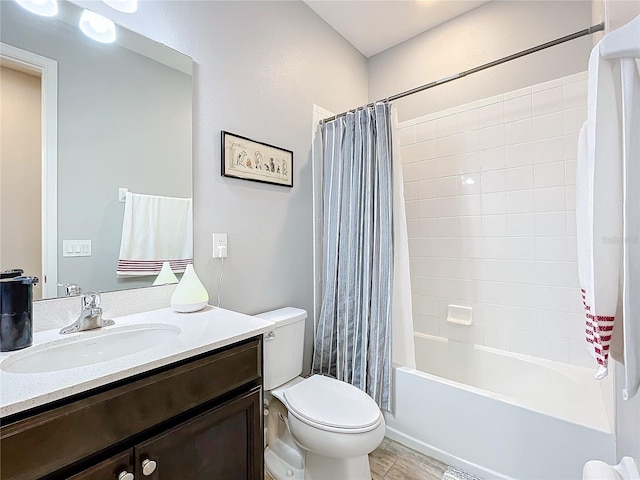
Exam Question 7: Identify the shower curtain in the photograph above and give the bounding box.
[312,103,414,411]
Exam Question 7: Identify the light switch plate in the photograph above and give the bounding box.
[63,240,92,257]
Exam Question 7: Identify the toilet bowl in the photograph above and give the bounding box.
[257,308,385,480]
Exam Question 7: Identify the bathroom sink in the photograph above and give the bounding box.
[1,324,181,374]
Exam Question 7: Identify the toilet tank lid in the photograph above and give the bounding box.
[254,307,307,327]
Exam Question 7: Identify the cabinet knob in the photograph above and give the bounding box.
[141,459,157,476]
[118,472,134,480]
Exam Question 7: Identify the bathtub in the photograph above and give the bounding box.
[384,333,616,480]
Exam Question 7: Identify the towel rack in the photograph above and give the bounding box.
[118,188,128,203]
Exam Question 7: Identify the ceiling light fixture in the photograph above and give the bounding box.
[14,0,58,17]
[79,10,116,44]
[102,0,137,13]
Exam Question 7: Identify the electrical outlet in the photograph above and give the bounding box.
[212,233,228,258]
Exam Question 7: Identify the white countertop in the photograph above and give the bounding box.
[0,306,274,418]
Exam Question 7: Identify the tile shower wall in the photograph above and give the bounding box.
[399,72,592,367]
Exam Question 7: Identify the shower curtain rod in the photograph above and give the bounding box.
[321,22,605,124]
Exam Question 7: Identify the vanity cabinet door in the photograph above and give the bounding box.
[134,387,263,480]
[66,451,134,480]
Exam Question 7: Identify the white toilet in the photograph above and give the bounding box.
[257,307,386,480]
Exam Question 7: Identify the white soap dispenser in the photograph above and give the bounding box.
[170,264,209,312]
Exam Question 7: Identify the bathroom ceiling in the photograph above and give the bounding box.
[304,0,490,57]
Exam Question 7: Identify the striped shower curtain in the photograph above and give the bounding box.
[312,103,394,411]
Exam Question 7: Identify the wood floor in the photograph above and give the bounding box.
[265,437,447,480]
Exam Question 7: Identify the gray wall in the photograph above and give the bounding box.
[1,0,192,295]
[368,1,594,121]
[73,0,369,372]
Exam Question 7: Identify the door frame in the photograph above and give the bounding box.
[1,43,58,297]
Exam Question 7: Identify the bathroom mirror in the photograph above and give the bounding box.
[0,0,193,300]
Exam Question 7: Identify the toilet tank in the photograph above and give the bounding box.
[255,307,307,391]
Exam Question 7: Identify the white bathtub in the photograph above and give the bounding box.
[384,333,616,480]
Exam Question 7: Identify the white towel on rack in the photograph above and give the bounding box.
[117,192,193,277]
[620,57,640,399]
[576,43,623,380]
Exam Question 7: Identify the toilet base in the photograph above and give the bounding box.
[265,445,304,480]
[305,452,371,480]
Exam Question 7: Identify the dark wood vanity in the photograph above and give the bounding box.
[0,336,264,480]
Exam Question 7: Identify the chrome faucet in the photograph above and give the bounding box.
[59,292,115,334]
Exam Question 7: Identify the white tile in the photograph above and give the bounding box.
[505,142,534,168]
[437,196,459,217]
[483,237,508,258]
[508,330,540,357]
[459,216,483,237]
[535,212,567,236]
[418,218,438,237]
[478,102,504,128]
[482,304,510,327]
[405,200,418,219]
[534,261,578,288]
[482,215,507,237]
[536,310,574,337]
[532,77,563,93]
[481,170,506,193]
[478,93,503,107]
[413,314,440,336]
[536,237,568,261]
[534,186,565,212]
[459,237,483,258]
[438,217,459,237]
[417,179,437,199]
[480,147,505,171]
[407,219,419,238]
[563,79,588,110]
[397,119,416,128]
[538,335,570,363]
[409,239,420,257]
[418,199,437,218]
[404,181,417,201]
[506,190,535,214]
[533,137,564,164]
[400,144,417,164]
[482,192,506,215]
[403,163,417,182]
[564,134,579,160]
[436,114,457,137]
[416,120,437,142]
[506,166,534,191]
[455,100,479,114]
[418,239,438,257]
[505,118,533,146]
[537,285,577,313]
[436,136,456,157]
[438,237,461,258]
[562,71,588,85]
[533,112,564,140]
[534,162,565,188]
[417,160,437,180]
[459,194,482,215]
[566,162,577,188]
[458,130,479,154]
[507,213,535,236]
[459,173,482,195]
[504,94,532,123]
[566,236,578,263]
[479,125,504,150]
[504,86,531,100]
[565,185,576,211]
[507,237,536,260]
[399,125,416,146]
[458,152,482,174]
[417,140,437,160]
[436,156,460,177]
[532,86,563,117]
[484,326,510,350]
[437,176,458,197]
[416,112,437,123]
[566,211,577,235]
[564,106,587,136]
[506,306,538,333]
[456,108,479,132]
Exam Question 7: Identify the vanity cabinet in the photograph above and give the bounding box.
[0,337,263,480]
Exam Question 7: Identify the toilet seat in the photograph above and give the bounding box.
[282,375,383,434]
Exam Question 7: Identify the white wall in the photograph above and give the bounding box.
[398,71,593,367]
[368,1,594,121]
[71,0,369,372]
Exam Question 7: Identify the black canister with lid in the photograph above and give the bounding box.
[1,269,39,352]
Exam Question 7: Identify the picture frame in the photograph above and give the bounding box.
[221,131,293,187]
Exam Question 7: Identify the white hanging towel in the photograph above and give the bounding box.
[117,192,193,277]
[619,56,640,399]
[576,43,623,380]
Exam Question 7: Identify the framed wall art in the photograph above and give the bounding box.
[221,131,293,187]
